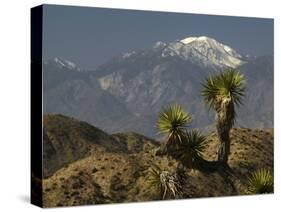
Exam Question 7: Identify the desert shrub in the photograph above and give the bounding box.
[246,168,273,194]
[171,130,207,169]
[148,165,181,199]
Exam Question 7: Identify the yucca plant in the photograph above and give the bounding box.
[246,168,273,194]
[157,104,192,147]
[148,165,181,199]
[157,104,209,171]
[171,130,207,169]
[201,69,246,165]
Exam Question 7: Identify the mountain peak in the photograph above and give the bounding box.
[161,35,245,69]
[180,36,215,44]
[180,36,213,44]
[180,37,197,44]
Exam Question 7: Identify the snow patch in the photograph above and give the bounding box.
[153,41,167,49]
[180,37,197,44]
[51,57,81,71]
[122,51,136,59]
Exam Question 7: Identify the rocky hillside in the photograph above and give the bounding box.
[42,115,273,207]
[43,115,158,178]
[43,115,125,177]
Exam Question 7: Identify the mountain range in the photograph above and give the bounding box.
[43,36,273,138]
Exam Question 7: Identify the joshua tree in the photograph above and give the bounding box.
[157,104,192,150]
[201,69,246,165]
[246,168,273,194]
[157,104,207,171]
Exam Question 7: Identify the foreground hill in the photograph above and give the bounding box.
[42,115,273,207]
[43,114,158,177]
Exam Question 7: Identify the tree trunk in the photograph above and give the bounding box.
[176,162,186,183]
[217,125,230,165]
[215,97,234,166]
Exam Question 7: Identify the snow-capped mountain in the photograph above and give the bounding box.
[118,36,245,70]
[43,36,273,138]
[161,36,245,69]
[94,36,246,109]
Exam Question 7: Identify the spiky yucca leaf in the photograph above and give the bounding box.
[171,130,207,169]
[157,104,192,145]
[148,165,181,199]
[201,69,246,109]
[147,165,162,194]
[247,168,273,194]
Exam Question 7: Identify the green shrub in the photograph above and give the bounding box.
[246,168,273,194]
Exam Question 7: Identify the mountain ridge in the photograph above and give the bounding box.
[43,114,159,178]
[43,36,273,138]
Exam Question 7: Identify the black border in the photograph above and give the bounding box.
[31,5,43,208]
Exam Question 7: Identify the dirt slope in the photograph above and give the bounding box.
[42,116,273,207]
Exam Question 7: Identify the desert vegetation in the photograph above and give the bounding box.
[41,68,273,207]
[148,69,273,199]
[148,164,181,199]
[246,168,273,194]
[201,69,246,165]
[156,104,207,169]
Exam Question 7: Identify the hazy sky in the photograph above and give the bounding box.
[43,4,274,70]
